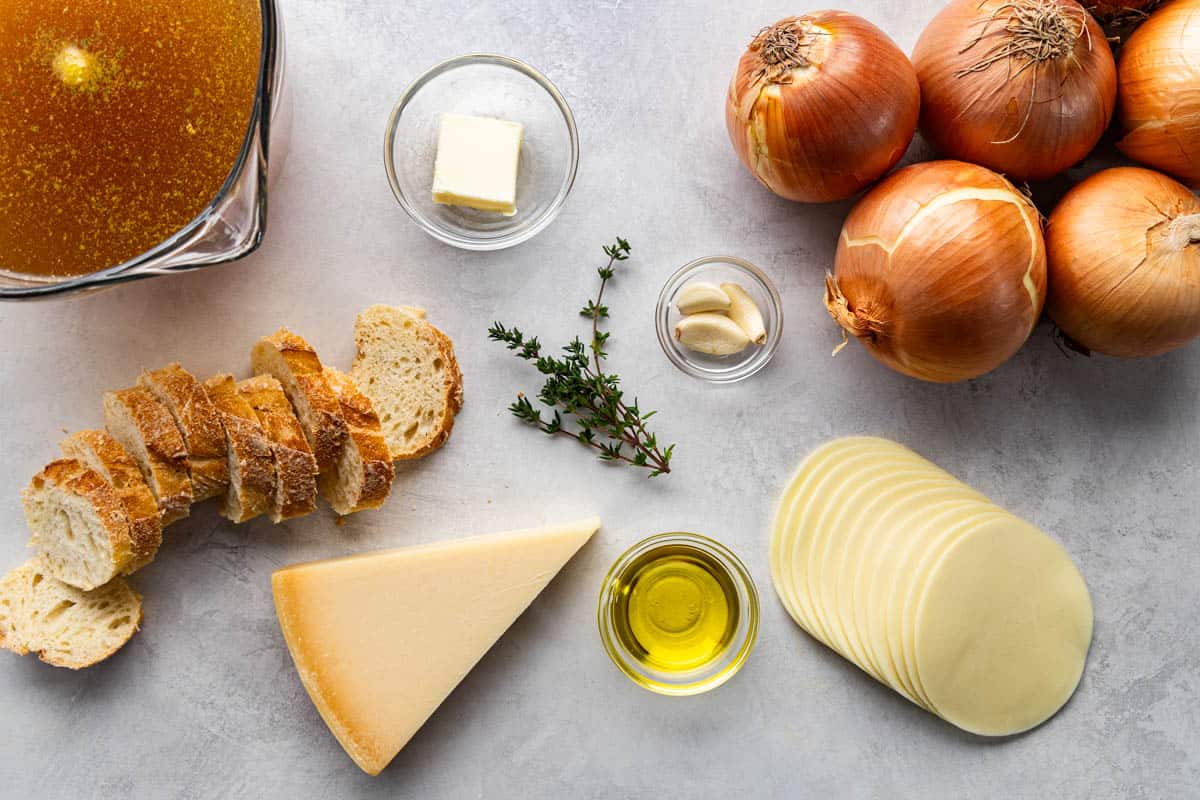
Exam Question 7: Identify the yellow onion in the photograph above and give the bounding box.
[1116,0,1200,187]
[825,160,1047,383]
[1046,167,1200,357]
[913,0,1116,181]
[725,11,920,203]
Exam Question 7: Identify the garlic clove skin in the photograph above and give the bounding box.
[674,313,751,356]
[721,282,767,344]
[676,282,732,315]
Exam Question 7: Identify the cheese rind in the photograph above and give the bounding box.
[271,517,600,775]
[431,113,523,215]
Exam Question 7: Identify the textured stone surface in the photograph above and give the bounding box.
[0,0,1197,796]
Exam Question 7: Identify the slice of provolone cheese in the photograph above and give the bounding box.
[913,515,1093,736]
[271,517,600,775]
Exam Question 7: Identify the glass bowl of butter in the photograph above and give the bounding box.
[385,54,579,251]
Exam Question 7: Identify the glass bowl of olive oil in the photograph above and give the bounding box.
[598,532,759,696]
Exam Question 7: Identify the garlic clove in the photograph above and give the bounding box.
[676,282,732,315]
[721,282,767,344]
[674,312,752,356]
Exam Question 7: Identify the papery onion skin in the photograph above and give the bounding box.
[1116,0,1200,187]
[1089,0,1161,25]
[725,11,920,203]
[1089,0,1160,23]
[1088,0,1162,38]
[825,160,1047,383]
[913,0,1117,182]
[1046,167,1200,357]
[1088,1,1161,42]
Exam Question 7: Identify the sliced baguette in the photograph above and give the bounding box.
[250,329,348,475]
[0,560,142,669]
[237,375,318,522]
[60,430,162,573]
[349,304,463,461]
[203,374,276,524]
[22,460,134,591]
[139,363,230,501]
[320,368,395,515]
[103,387,193,524]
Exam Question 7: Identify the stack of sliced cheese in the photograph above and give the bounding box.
[770,436,1093,737]
[1,305,462,669]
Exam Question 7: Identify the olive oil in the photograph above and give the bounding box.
[0,0,262,277]
[610,544,740,673]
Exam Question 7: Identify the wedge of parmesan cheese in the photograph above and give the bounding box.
[271,517,600,775]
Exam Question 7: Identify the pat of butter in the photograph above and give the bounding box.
[431,112,523,215]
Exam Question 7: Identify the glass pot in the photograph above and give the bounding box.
[0,0,290,300]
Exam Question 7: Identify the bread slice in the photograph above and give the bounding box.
[349,305,463,461]
[203,374,277,524]
[60,430,162,573]
[250,329,348,475]
[320,368,395,515]
[139,363,230,502]
[22,460,134,591]
[237,375,318,522]
[0,560,142,669]
[103,387,193,524]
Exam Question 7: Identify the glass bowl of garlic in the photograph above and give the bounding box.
[656,256,783,383]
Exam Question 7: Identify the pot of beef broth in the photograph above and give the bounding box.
[0,0,286,298]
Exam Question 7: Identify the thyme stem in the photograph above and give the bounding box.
[489,238,676,477]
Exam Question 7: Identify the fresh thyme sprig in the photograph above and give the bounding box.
[489,238,675,477]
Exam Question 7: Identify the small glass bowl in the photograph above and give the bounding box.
[598,532,759,697]
[656,256,783,383]
[384,54,579,251]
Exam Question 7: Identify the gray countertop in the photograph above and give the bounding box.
[1,1,1197,797]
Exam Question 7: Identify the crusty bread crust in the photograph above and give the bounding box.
[405,310,465,455]
[425,323,465,443]
[351,305,463,461]
[60,430,162,573]
[203,375,276,523]
[251,329,348,476]
[322,368,395,513]
[139,363,230,502]
[0,560,142,669]
[23,459,133,590]
[237,375,318,522]
[103,387,193,524]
